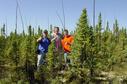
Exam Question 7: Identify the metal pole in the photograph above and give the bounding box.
[16,2,18,33]
[16,0,25,32]
[56,11,64,28]
[62,0,65,30]
[90,0,96,77]
[93,0,95,30]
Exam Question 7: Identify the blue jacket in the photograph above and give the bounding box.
[38,37,51,54]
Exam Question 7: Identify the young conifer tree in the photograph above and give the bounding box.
[70,9,95,77]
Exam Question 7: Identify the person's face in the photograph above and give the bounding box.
[43,32,48,37]
[54,28,59,34]
[64,31,68,36]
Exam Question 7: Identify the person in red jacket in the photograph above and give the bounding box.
[61,29,74,64]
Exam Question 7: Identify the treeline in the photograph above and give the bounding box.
[0,8,127,83]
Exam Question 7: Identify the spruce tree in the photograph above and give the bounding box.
[113,19,119,43]
[70,9,95,77]
[95,13,102,52]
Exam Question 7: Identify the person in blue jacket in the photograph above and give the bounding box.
[37,30,51,68]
